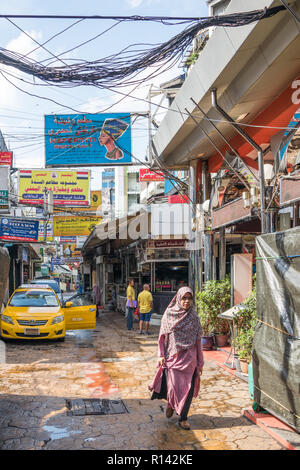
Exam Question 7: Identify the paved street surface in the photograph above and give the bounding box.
[0,310,283,450]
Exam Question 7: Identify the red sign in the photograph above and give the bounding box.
[0,152,13,166]
[168,195,188,204]
[139,169,164,182]
[147,239,186,248]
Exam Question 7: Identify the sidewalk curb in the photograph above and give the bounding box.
[203,347,300,451]
[242,409,300,451]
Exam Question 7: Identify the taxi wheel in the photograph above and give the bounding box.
[56,337,65,342]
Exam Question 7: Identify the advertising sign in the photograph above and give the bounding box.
[147,239,186,248]
[62,243,81,258]
[0,166,10,210]
[53,215,101,237]
[139,169,164,182]
[0,217,39,242]
[45,113,132,166]
[280,112,300,164]
[51,257,82,268]
[168,195,188,204]
[18,169,90,207]
[38,220,53,241]
[75,190,101,212]
[0,152,13,166]
[51,257,64,267]
[59,236,77,244]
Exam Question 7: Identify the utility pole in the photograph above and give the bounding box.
[148,85,153,166]
[43,189,53,243]
[43,188,48,243]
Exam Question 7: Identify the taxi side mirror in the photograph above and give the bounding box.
[65,301,73,307]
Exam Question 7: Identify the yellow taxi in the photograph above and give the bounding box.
[0,284,96,341]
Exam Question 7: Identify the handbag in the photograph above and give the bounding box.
[134,307,140,321]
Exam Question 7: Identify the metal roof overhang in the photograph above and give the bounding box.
[153,0,300,170]
[27,243,42,260]
[82,212,151,255]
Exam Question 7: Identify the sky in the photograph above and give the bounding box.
[0,0,209,188]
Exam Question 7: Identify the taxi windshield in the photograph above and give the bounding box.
[9,290,59,307]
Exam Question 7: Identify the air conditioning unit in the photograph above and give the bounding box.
[140,187,148,204]
[148,181,164,198]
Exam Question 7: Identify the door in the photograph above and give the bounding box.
[63,293,96,330]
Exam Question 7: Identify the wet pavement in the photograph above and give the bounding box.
[0,310,284,450]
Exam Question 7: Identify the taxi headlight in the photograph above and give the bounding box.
[1,314,14,325]
[51,315,64,325]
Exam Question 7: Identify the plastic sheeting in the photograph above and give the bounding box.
[0,247,10,307]
[253,227,300,432]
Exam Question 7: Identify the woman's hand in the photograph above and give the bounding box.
[197,366,203,376]
[158,357,165,366]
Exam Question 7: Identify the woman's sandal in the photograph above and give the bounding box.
[179,420,190,430]
[166,407,174,418]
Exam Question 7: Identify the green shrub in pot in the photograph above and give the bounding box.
[232,280,257,364]
[196,276,231,336]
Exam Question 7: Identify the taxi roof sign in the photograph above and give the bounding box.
[19,284,53,290]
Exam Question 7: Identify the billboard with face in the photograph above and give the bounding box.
[45,113,132,166]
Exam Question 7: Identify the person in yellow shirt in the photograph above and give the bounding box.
[126,279,136,331]
[138,284,153,335]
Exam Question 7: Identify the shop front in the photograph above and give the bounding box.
[116,238,189,316]
[82,211,189,316]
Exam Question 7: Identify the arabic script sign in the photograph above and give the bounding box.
[18,169,90,207]
[45,113,132,166]
[53,215,101,236]
[139,169,164,181]
[0,152,13,166]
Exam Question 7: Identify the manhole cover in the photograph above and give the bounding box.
[66,398,129,416]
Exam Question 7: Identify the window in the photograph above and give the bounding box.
[9,290,59,307]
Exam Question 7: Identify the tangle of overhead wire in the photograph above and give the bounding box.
[1,65,299,134]
[0,7,295,211]
[0,6,285,90]
[5,17,70,68]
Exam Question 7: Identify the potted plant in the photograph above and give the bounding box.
[214,277,231,346]
[238,351,250,375]
[196,277,231,349]
[232,281,257,375]
[233,332,252,374]
[196,306,215,350]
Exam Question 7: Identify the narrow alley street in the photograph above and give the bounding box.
[0,310,283,451]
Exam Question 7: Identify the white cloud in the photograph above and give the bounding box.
[1,24,179,169]
[126,0,144,7]
[0,30,43,109]
[126,0,162,8]
[6,30,42,55]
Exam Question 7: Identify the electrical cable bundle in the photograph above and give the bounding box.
[0,6,285,90]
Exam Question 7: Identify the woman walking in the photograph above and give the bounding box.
[149,287,204,430]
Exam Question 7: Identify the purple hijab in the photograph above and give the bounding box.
[160,287,202,359]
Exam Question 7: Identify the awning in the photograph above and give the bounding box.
[82,212,150,254]
[27,243,42,260]
[209,80,300,172]
[153,0,300,168]
[51,265,72,275]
